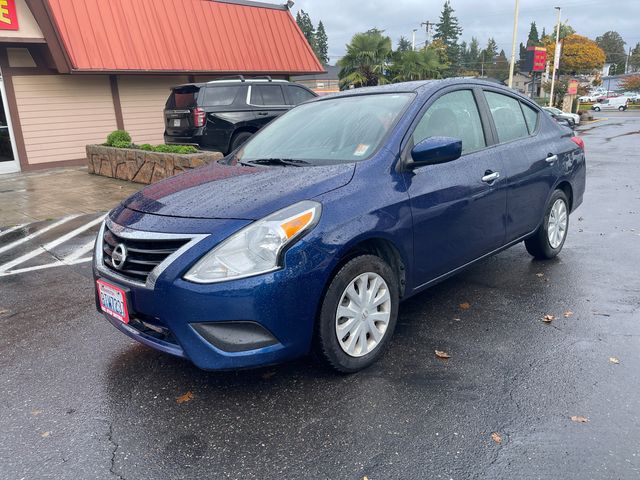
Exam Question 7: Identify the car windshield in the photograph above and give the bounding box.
[236,93,414,165]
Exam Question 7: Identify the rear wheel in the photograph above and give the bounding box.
[314,255,399,373]
[525,189,569,260]
[230,131,253,153]
[593,106,600,111]
[618,106,625,111]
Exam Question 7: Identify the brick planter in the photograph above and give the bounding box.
[86,145,223,184]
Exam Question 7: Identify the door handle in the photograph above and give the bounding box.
[482,171,500,183]
[257,112,269,116]
[546,154,558,164]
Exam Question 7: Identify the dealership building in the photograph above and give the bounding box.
[0,0,323,174]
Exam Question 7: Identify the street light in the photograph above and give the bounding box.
[548,6,562,107]
[508,0,520,88]
[412,29,418,51]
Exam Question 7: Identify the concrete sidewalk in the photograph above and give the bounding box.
[0,167,140,228]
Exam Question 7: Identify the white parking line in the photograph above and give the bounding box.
[0,215,80,255]
[0,215,105,274]
[0,224,26,238]
[64,240,96,263]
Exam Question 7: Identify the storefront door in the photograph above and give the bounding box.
[0,76,20,174]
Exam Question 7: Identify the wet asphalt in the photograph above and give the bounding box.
[1,113,639,480]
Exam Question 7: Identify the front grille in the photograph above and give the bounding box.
[102,224,189,283]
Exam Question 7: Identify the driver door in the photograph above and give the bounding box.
[403,88,507,286]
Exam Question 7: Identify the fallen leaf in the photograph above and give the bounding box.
[570,415,589,423]
[536,273,544,278]
[0,308,8,315]
[41,431,51,438]
[542,314,555,323]
[564,311,574,318]
[459,302,471,310]
[491,432,502,444]
[609,357,620,364]
[176,391,194,404]
[435,350,451,359]
[31,409,42,416]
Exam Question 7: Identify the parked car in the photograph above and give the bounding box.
[592,97,628,111]
[543,107,580,126]
[95,79,586,373]
[164,77,317,155]
[579,93,600,102]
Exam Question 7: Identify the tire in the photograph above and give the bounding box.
[618,106,625,111]
[230,131,253,153]
[594,106,600,111]
[314,255,399,373]
[525,189,570,260]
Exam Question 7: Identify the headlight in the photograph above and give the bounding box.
[184,200,321,284]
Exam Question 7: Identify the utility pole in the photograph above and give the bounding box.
[421,21,432,45]
[625,46,632,74]
[548,6,562,107]
[481,52,485,77]
[508,0,520,88]
[412,29,418,51]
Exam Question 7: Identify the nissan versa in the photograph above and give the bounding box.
[94,79,586,373]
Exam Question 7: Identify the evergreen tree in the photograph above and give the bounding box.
[526,22,540,47]
[459,40,468,64]
[596,31,627,65]
[483,38,498,61]
[468,37,480,68]
[518,42,527,70]
[630,42,640,73]
[397,36,413,53]
[433,0,462,69]
[315,21,329,65]
[296,10,316,52]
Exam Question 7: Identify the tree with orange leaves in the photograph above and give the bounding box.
[545,34,606,74]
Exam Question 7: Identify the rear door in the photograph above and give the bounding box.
[482,89,558,241]
[404,87,507,285]
[164,85,200,138]
[249,84,289,127]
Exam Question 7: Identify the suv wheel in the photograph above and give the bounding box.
[314,255,399,373]
[230,131,253,152]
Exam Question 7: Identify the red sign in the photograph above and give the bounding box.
[0,0,19,31]
[528,46,547,72]
[568,79,579,95]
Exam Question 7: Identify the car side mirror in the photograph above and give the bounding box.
[409,136,462,167]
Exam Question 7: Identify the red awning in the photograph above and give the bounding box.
[45,0,324,74]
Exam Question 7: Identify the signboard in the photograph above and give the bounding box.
[523,46,547,73]
[553,41,562,70]
[568,79,579,95]
[0,0,18,31]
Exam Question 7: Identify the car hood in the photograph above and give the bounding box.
[122,162,356,220]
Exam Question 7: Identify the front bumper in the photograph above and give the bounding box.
[94,217,332,370]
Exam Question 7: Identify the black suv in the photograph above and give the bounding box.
[164,77,317,154]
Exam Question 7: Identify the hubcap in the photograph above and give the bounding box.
[335,272,391,358]
[547,198,568,249]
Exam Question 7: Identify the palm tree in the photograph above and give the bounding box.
[391,48,444,82]
[338,30,392,89]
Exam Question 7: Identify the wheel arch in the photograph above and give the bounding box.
[556,180,574,211]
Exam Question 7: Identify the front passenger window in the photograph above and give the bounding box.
[412,90,486,154]
[484,91,530,143]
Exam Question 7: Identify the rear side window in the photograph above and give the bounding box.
[201,86,242,106]
[166,87,199,109]
[521,103,539,134]
[484,91,529,143]
[251,85,286,106]
[413,89,486,154]
[286,85,316,105]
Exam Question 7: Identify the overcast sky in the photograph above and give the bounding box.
[289,0,640,64]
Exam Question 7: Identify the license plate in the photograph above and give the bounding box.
[97,279,129,324]
[173,119,181,127]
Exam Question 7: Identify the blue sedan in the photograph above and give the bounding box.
[94,79,586,373]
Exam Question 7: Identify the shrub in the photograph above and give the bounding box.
[112,140,132,148]
[106,130,132,147]
[138,144,154,151]
[153,144,199,154]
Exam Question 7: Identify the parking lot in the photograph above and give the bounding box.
[1,114,639,479]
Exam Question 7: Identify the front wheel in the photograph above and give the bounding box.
[618,106,625,111]
[593,106,601,111]
[525,189,569,260]
[314,255,399,373]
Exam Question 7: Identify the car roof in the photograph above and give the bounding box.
[171,78,292,90]
[314,77,525,101]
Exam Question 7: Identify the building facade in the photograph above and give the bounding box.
[0,0,323,174]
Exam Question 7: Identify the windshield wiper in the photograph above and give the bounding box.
[242,158,311,167]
